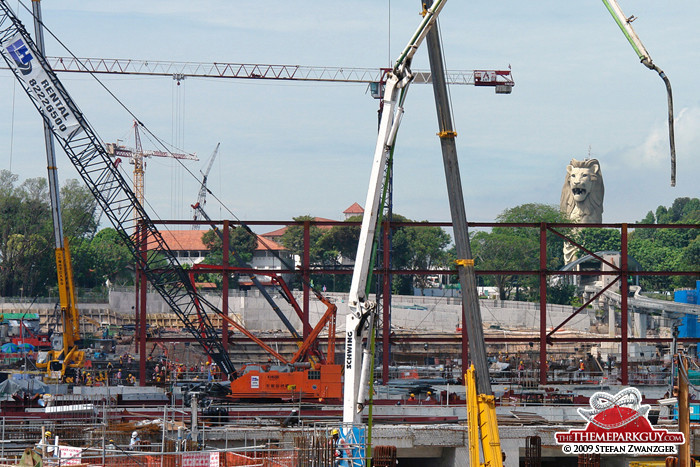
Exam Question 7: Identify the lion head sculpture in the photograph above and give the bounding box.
[560,158,604,224]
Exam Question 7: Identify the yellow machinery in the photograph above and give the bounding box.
[36,238,85,381]
[466,365,504,467]
[25,0,84,382]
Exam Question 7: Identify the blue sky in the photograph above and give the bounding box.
[1,1,698,232]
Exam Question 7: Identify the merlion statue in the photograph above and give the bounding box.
[560,158,604,264]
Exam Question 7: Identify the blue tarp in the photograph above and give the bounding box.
[0,343,35,353]
[1,343,18,353]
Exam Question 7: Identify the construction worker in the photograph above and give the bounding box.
[425,391,433,402]
[129,431,141,450]
[408,393,416,401]
[38,431,56,456]
[331,428,351,467]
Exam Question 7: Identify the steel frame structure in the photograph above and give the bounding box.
[136,219,699,386]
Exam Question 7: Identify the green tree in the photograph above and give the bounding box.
[679,237,700,288]
[0,173,102,295]
[280,215,328,265]
[574,228,621,254]
[91,228,133,286]
[61,179,99,239]
[393,222,451,293]
[0,173,53,296]
[628,237,682,291]
[473,203,570,300]
[316,215,361,264]
[629,197,699,292]
[471,230,538,300]
[202,226,259,266]
[314,216,361,292]
[201,226,259,288]
[496,203,570,269]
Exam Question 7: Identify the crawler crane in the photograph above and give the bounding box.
[0,2,237,380]
[189,203,341,401]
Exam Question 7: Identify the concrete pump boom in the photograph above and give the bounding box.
[343,0,447,429]
[602,0,676,186]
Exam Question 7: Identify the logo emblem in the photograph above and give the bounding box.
[6,38,33,75]
[555,387,684,455]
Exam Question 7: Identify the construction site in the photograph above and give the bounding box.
[0,1,699,467]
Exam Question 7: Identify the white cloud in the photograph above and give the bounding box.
[617,105,700,170]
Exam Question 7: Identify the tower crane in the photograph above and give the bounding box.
[0,1,513,390]
[191,142,220,227]
[106,121,198,220]
[3,55,515,94]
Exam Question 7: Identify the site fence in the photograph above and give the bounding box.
[0,413,366,467]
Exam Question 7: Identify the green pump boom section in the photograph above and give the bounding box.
[602,0,676,186]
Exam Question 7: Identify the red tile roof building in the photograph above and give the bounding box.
[343,202,364,220]
[152,230,290,270]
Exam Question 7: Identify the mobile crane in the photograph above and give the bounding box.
[26,0,83,381]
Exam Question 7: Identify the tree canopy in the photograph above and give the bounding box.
[467,203,571,300]
[0,171,131,297]
[201,225,260,288]
[0,168,696,302]
[281,213,453,294]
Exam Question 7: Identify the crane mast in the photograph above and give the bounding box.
[343,0,447,428]
[106,121,198,223]
[30,0,83,380]
[0,1,236,378]
[423,1,502,464]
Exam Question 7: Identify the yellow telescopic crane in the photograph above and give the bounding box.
[30,0,84,381]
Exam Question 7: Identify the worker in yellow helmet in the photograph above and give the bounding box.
[331,428,351,464]
[38,430,56,456]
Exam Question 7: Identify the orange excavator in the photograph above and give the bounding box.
[187,195,343,402]
[188,265,342,402]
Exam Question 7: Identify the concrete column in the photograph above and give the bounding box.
[608,302,616,338]
[632,312,647,338]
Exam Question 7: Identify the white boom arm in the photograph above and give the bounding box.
[342,0,447,428]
